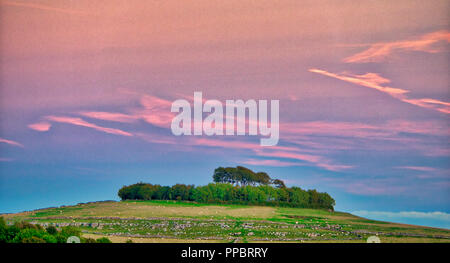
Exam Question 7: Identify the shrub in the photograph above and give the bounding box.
[21,236,46,243]
[83,237,97,243]
[46,225,58,235]
[60,226,81,238]
[12,228,57,243]
[96,237,112,243]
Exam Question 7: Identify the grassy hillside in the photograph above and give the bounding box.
[2,200,450,243]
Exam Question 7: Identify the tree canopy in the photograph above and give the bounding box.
[213,166,283,187]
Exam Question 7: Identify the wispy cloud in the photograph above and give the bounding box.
[186,136,352,171]
[240,158,300,167]
[309,69,407,97]
[45,116,133,137]
[78,94,174,128]
[253,149,352,171]
[0,138,24,148]
[79,112,138,123]
[29,91,447,172]
[134,132,177,145]
[344,30,450,63]
[282,120,448,141]
[310,68,450,114]
[28,122,51,132]
[281,119,448,156]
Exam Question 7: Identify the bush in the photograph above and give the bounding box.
[0,217,7,243]
[96,237,112,243]
[21,236,46,243]
[0,219,86,243]
[14,221,42,230]
[46,226,58,235]
[60,226,81,238]
[12,228,57,243]
[83,237,97,243]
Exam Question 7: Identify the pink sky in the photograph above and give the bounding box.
[0,1,449,215]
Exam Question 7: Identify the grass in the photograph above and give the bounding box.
[3,200,449,243]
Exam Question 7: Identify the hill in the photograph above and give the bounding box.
[2,200,450,243]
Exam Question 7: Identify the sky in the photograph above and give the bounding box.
[0,0,449,229]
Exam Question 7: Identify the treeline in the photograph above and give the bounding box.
[118,167,335,210]
[0,217,111,243]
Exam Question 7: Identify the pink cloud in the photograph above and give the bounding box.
[310,68,450,114]
[134,95,177,128]
[280,119,449,158]
[0,138,24,147]
[402,98,450,114]
[28,122,51,132]
[253,149,352,171]
[240,158,300,167]
[193,137,262,151]
[134,132,177,145]
[287,94,299,101]
[78,95,175,128]
[254,150,321,163]
[282,121,386,139]
[309,69,408,97]
[32,91,446,172]
[45,116,133,136]
[344,30,450,63]
[282,120,448,141]
[191,137,299,153]
[79,112,138,123]
[167,135,352,171]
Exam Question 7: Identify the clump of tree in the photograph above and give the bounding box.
[213,166,285,187]
[0,217,111,243]
[118,166,335,210]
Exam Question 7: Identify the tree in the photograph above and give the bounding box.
[212,166,284,187]
[255,172,271,185]
[272,179,286,188]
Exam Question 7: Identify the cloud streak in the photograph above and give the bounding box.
[344,30,450,63]
[310,68,450,114]
[45,116,133,137]
[29,91,446,172]
[240,158,300,167]
[0,138,24,148]
[79,112,138,123]
[78,94,175,128]
[253,149,352,171]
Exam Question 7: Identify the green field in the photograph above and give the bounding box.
[3,200,450,243]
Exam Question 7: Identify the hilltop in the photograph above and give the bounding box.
[2,200,449,243]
